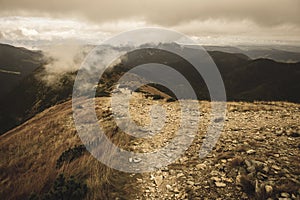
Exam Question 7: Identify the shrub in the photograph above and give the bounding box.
[239,175,255,195]
[29,174,87,200]
[56,145,86,169]
[152,94,164,100]
[166,97,176,102]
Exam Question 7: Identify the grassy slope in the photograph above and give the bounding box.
[0,98,137,200]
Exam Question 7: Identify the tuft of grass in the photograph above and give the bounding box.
[217,151,235,160]
[166,97,176,102]
[56,145,87,169]
[239,175,255,196]
[275,179,300,193]
[29,174,87,200]
[230,156,244,168]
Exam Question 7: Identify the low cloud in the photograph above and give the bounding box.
[36,43,92,86]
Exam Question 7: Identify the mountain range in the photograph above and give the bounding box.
[0,43,300,135]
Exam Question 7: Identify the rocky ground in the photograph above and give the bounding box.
[113,93,300,200]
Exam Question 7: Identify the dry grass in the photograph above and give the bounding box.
[239,175,255,196]
[230,156,244,168]
[0,98,136,200]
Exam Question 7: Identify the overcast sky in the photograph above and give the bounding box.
[0,0,299,47]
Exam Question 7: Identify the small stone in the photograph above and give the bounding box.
[246,149,256,155]
[154,175,163,186]
[215,182,226,187]
[271,165,281,171]
[262,166,269,173]
[166,184,173,191]
[133,158,142,163]
[196,163,206,170]
[211,177,221,182]
[187,181,194,185]
[129,157,133,163]
[210,170,219,176]
[281,192,290,198]
[176,173,185,178]
[173,188,180,193]
[265,185,273,194]
[222,177,233,183]
[245,160,252,167]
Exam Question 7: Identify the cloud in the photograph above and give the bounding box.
[0,0,299,27]
[0,0,299,45]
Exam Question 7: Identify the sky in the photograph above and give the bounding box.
[0,0,300,47]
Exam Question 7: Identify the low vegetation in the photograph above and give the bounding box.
[56,145,87,169]
[29,174,87,200]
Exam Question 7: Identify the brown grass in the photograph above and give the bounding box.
[230,156,244,168]
[0,98,137,200]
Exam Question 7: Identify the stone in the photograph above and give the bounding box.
[215,182,226,187]
[262,166,269,173]
[265,185,273,194]
[246,149,256,155]
[166,184,173,191]
[176,173,185,178]
[281,192,290,198]
[196,163,206,170]
[187,181,195,186]
[211,177,221,182]
[271,165,281,171]
[154,175,163,186]
[133,158,142,163]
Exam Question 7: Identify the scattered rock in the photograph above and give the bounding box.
[265,185,273,194]
[133,158,142,163]
[187,181,195,186]
[196,163,206,170]
[281,192,290,198]
[211,177,221,182]
[246,149,256,155]
[271,165,281,171]
[154,175,163,186]
[166,184,173,191]
[215,182,226,187]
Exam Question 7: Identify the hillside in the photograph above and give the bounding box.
[0,43,44,97]
[0,93,299,199]
[204,45,300,63]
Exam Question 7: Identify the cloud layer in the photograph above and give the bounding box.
[1,0,299,26]
[0,0,299,46]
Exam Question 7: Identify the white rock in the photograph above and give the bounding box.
[246,149,256,155]
[133,158,142,163]
[265,185,273,194]
[154,175,163,186]
[166,184,173,191]
[215,182,226,187]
